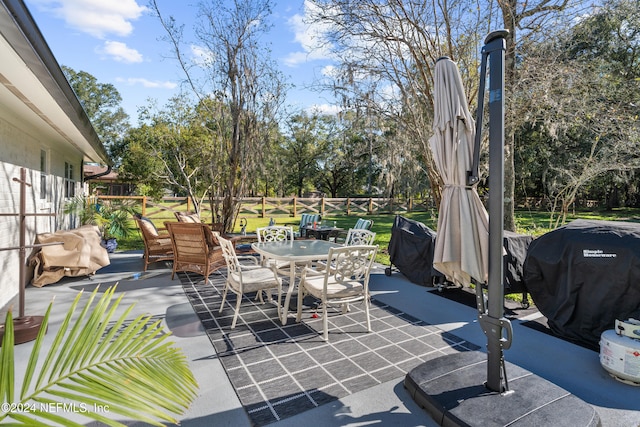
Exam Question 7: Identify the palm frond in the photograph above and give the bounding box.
[0,309,15,404]
[18,301,53,399]
[0,285,199,426]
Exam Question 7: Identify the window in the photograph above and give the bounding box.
[64,161,75,198]
[40,149,48,200]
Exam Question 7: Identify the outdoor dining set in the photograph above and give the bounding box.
[134,212,377,341]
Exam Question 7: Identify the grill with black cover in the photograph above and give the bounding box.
[523,219,640,349]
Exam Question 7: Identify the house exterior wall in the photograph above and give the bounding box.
[0,0,108,313]
[0,111,83,309]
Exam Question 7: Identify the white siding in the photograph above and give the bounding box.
[0,115,83,309]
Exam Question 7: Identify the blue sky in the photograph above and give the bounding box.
[23,0,339,123]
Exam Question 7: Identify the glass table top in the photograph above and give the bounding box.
[251,239,341,260]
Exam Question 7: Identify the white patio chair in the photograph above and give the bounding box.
[316,228,377,273]
[332,217,374,243]
[218,235,283,329]
[256,225,295,270]
[296,244,378,341]
[257,225,294,243]
[344,228,376,246]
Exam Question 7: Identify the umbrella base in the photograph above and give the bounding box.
[0,315,46,345]
[404,351,600,427]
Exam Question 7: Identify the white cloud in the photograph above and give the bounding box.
[30,0,146,38]
[284,51,309,67]
[283,0,333,67]
[321,65,337,77]
[306,103,341,116]
[116,77,177,89]
[190,45,216,66]
[99,41,143,63]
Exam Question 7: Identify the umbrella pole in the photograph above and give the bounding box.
[477,30,513,393]
[404,29,601,427]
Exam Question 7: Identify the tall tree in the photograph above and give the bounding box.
[493,0,573,230]
[307,0,489,207]
[119,95,213,211]
[62,66,130,152]
[281,112,327,197]
[320,106,385,197]
[513,0,640,225]
[310,0,577,230]
[150,0,286,232]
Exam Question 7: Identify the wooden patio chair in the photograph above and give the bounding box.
[134,214,174,271]
[174,211,224,233]
[165,221,225,280]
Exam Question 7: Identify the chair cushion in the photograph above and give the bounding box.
[149,238,173,255]
[354,218,371,229]
[303,275,364,299]
[186,214,201,223]
[299,213,321,229]
[176,212,201,223]
[299,213,311,228]
[203,227,219,248]
[229,268,281,293]
[139,217,159,237]
[152,237,173,247]
[207,246,223,264]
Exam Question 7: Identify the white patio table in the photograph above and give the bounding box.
[251,239,341,324]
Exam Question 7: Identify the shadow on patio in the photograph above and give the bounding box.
[10,250,639,426]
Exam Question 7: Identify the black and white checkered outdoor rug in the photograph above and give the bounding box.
[180,270,480,426]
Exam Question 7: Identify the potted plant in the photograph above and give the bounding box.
[63,195,137,253]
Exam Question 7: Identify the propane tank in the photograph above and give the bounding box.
[600,319,640,386]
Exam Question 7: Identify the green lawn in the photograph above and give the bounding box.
[117,207,639,305]
[120,207,640,266]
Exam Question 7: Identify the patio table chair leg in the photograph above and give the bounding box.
[255,289,278,304]
[296,286,305,322]
[232,296,242,329]
[322,301,329,341]
[365,299,371,332]
[219,288,229,313]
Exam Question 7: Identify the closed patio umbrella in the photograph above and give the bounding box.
[406,34,601,425]
[429,57,488,287]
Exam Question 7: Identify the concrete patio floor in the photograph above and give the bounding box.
[6,250,640,426]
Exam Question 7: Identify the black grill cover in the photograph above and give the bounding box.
[389,216,532,290]
[503,230,533,295]
[523,219,640,348]
[388,215,441,286]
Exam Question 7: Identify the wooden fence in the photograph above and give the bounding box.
[96,195,435,220]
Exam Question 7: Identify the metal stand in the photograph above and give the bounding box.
[404,31,600,426]
[0,168,59,344]
[471,29,513,393]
